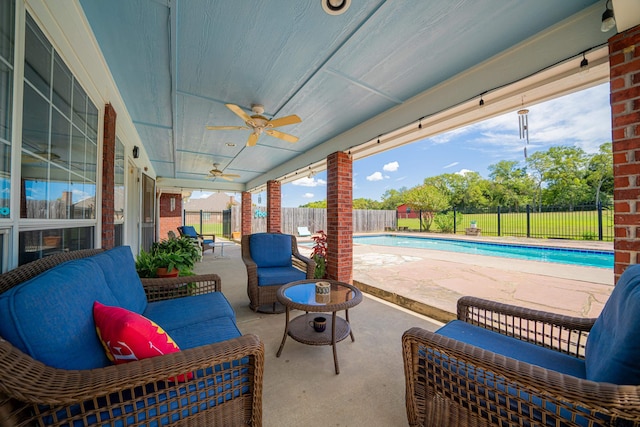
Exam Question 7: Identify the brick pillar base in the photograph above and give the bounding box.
[326,151,352,283]
[610,24,640,281]
[267,180,281,233]
[241,191,252,236]
[101,103,116,249]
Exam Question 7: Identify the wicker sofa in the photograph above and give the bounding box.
[402,264,640,427]
[241,233,314,313]
[0,247,263,427]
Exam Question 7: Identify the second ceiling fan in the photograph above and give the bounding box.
[207,104,301,147]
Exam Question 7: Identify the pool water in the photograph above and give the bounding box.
[354,235,613,269]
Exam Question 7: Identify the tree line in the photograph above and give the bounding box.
[300,143,613,213]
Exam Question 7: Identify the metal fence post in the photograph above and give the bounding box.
[497,206,501,237]
[199,210,203,233]
[598,201,603,241]
[526,204,531,238]
[453,207,457,234]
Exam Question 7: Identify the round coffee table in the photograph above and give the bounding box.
[276,279,363,374]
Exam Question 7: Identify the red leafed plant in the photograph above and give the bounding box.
[310,230,327,279]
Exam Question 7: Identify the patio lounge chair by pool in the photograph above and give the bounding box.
[402,264,640,426]
[297,226,311,237]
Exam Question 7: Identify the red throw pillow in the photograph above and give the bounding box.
[93,301,192,382]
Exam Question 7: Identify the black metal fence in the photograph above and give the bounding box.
[448,203,613,241]
[183,210,229,236]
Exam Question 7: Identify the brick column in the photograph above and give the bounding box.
[241,191,252,236]
[101,103,116,249]
[609,24,640,281]
[267,180,281,233]
[158,193,182,239]
[326,151,352,283]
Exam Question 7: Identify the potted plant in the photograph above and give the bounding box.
[135,236,199,278]
[310,230,328,279]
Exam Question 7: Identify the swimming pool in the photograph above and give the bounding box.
[353,235,613,269]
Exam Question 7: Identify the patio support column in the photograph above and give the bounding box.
[267,180,281,233]
[326,151,352,283]
[609,24,640,281]
[101,103,116,249]
[241,191,252,236]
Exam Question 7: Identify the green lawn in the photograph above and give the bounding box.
[398,210,614,241]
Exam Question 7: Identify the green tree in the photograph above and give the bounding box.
[352,198,382,209]
[424,172,489,209]
[540,146,590,207]
[586,142,613,205]
[487,160,535,211]
[299,200,327,208]
[380,187,408,210]
[404,184,449,231]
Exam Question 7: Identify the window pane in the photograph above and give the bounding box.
[19,226,94,265]
[114,139,125,223]
[0,0,14,63]
[70,125,85,176]
[53,52,72,119]
[50,108,70,165]
[49,164,70,219]
[85,138,97,182]
[24,14,51,97]
[72,79,87,131]
[22,83,49,154]
[21,152,49,219]
[0,60,12,143]
[87,100,98,137]
[0,142,10,218]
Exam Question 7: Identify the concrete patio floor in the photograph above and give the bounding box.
[193,234,614,427]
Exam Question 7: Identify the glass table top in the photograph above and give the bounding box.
[282,282,356,307]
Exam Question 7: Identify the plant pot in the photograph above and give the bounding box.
[232,231,241,240]
[156,267,179,278]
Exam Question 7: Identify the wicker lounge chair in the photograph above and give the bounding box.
[242,233,315,313]
[178,225,216,254]
[402,264,640,426]
[0,249,264,426]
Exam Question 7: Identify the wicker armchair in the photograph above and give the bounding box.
[402,268,640,427]
[0,249,264,427]
[242,233,315,313]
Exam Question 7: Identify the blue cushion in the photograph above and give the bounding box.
[585,264,640,384]
[437,320,586,379]
[0,258,118,369]
[91,246,147,313]
[143,293,236,331]
[249,233,292,268]
[167,316,241,349]
[257,266,306,286]
[179,226,198,238]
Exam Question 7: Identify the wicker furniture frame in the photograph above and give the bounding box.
[241,234,315,313]
[402,296,640,426]
[0,249,264,427]
[275,280,362,374]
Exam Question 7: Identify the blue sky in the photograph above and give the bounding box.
[193,82,612,207]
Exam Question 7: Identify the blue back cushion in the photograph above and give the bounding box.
[180,226,198,238]
[92,246,147,313]
[585,264,640,384]
[250,233,292,268]
[0,258,118,369]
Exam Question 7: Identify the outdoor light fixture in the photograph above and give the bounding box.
[601,0,616,32]
[132,146,139,158]
[479,96,485,107]
[580,52,589,69]
[322,0,351,15]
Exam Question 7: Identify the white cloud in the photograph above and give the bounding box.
[292,176,327,187]
[383,161,399,172]
[443,161,459,169]
[366,171,384,181]
[455,169,474,176]
[302,193,314,198]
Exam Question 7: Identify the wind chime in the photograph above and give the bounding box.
[517,106,530,158]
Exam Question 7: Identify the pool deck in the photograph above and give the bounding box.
[344,232,614,322]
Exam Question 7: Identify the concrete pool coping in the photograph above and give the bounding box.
[299,232,614,322]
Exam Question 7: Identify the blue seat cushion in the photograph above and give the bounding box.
[179,226,198,238]
[166,316,241,349]
[257,266,306,286]
[0,258,118,370]
[585,264,640,384]
[250,233,292,268]
[436,320,586,378]
[91,246,147,313]
[143,293,236,331]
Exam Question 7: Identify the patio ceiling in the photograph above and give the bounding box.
[75,0,616,194]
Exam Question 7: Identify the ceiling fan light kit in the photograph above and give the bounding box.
[206,103,301,146]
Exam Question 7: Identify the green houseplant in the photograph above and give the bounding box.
[135,236,199,278]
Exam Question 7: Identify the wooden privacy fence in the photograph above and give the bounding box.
[230,206,397,236]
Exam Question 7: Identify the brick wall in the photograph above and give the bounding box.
[159,193,182,239]
[241,191,252,236]
[326,151,352,283]
[267,180,281,233]
[101,103,116,249]
[609,24,640,281]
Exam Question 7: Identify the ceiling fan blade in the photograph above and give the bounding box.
[247,133,259,147]
[225,104,252,123]
[268,114,301,128]
[223,173,241,178]
[220,175,235,181]
[265,129,299,143]
[206,125,247,131]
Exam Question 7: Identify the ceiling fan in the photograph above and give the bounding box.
[207,163,240,181]
[206,104,301,147]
